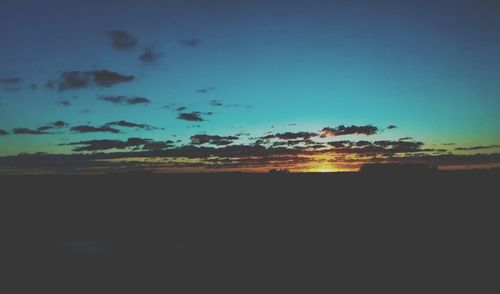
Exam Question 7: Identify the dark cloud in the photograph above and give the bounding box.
[139,48,161,63]
[0,77,22,84]
[399,137,413,141]
[2,150,499,174]
[0,129,9,136]
[209,100,224,106]
[92,70,134,87]
[175,106,187,112]
[354,140,372,147]
[177,111,212,122]
[320,125,378,137]
[208,99,249,108]
[99,96,151,105]
[58,71,89,90]
[262,132,318,141]
[196,86,216,93]
[455,145,500,151]
[57,70,134,91]
[387,125,397,129]
[323,140,425,155]
[327,141,352,148]
[38,121,68,131]
[13,128,50,135]
[179,39,202,48]
[100,96,126,104]
[70,125,120,134]
[13,121,68,135]
[107,30,138,50]
[63,138,174,152]
[105,120,157,130]
[57,100,71,106]
[190,134,239,146]
[127,97,151,105]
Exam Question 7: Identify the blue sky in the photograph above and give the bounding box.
[0,0,499,172]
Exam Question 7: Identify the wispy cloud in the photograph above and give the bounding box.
[196,86,216,93]
[455,145,500,151]
[107,30,138,50]
[13,121,68,135]
[190,134,239,146]
[70,125,120,134]
[57,70,134,91]
[139,47,161,63]
[99,96,151,105]
[105,120,157,130]
[63,138,174,152]
[177,111,212,122]
[179,38,202,48]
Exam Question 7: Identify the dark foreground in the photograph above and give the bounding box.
[1,171,499,292]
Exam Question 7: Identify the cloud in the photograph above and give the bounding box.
[323,139,426,155]
[0,77,22,84]
[208,100,248,108]
[92,70,135,87]
[105,120,157,130]
[57,100,71,106]
[262,132,318,140]
[320,125,378,137]
[57,70,134,91]
[99,96,151,105]
[196,86,216,93]
[13,128,51,135]
[2,149,499,174]
[127,97,151,105]
[70,125,120,134]
[175,106,187,112]
[107,30,138,50]
[63,138,174,152]
[179,39,202,48]
[13,121,68,135]
[139,48,161,63]
[327,141,352,148]
[177,111,212,122]
[387,125,397,129]
[0,129,9,135]
[455,145,500,151]
[37,120,69,131]
[190,134,239,146]
[209,100,224,106]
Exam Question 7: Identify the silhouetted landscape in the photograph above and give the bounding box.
[2,168,499,292]
[2,0,500,292]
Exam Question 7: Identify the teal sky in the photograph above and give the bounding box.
[0,0,499,172]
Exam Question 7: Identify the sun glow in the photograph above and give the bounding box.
[309,165,338,173]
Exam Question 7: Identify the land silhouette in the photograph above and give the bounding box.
[2,166,498,292]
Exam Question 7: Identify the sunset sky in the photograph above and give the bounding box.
[1,0,499,173]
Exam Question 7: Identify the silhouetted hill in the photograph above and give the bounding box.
[1,171,498,292]
[360,163,438,174]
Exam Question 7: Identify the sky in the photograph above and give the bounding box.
[0,0,499,173]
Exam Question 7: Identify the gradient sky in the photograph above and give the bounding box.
[1,0,499,173]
